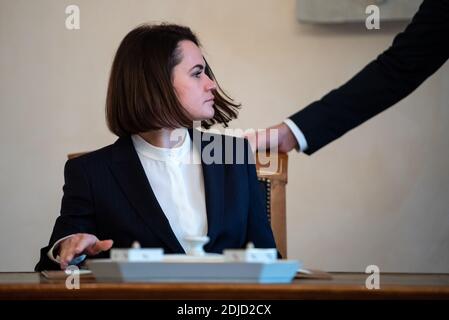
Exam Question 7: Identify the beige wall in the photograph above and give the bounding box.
[1,0,448,272]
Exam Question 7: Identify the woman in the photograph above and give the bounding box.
[35,24,276,271]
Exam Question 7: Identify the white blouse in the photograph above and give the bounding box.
[131,129,208,252]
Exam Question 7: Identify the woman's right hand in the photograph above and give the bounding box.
[58,233,113,269]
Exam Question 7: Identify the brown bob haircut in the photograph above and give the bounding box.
[106,23,240,137]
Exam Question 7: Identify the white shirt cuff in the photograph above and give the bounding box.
[283,119,308,152]
[47,234,87,265]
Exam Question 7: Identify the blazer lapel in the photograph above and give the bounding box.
[190,129,224,250]
[108,136,184,253]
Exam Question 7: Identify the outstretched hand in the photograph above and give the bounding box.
[245,123,298,153]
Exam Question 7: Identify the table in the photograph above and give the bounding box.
[1,272,448,300]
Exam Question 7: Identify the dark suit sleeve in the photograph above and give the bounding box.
[290,0,449,154]
[35,158,97,271]
[244,139,278,252]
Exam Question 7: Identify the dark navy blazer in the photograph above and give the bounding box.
[35,130,276,271]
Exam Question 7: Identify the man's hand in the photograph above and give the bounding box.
[245,123,298,153]
[58,233,113,269]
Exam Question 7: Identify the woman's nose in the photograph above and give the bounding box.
[205,76,217,91]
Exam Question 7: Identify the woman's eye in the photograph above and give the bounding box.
[192,72,201,78]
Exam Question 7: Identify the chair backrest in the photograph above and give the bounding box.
[67,151,288,258]
[255,152,288,258]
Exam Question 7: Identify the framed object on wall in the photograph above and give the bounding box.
[297,0,423,23]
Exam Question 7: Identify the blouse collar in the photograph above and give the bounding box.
[131,128,191,162]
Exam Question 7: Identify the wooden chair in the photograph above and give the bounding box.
[67,151,288,258]
[255,152,288,258]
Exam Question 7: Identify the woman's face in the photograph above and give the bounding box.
[172,40,217,121]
